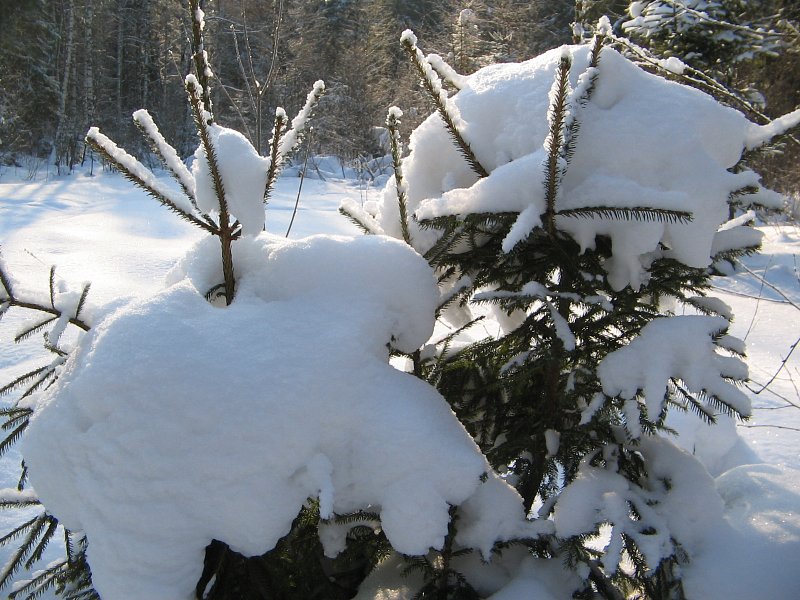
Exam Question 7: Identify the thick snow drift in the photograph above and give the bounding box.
[21,234,490,599]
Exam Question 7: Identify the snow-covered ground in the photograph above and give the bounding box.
[0,163,797,597]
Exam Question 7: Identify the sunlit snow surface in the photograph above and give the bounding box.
[0,169,799,596]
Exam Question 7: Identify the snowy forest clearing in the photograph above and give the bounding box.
[0,165,797,598]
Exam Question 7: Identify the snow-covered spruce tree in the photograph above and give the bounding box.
[0,2,432,599]
[342,24,800,598]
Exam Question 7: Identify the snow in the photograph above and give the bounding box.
[192,124,269,235]
[554,436,726,574]
[277,80,325,158]
[2,36,800,600]
[597,314,751,427]
[20,230,495,598]
[426,53,468,90]
[86,127,197,216]
[746,108,800,149]
[0,160,799,598]
[372,44,768,290]
[133,109,196,199]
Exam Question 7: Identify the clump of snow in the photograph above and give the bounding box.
[192,125,269,236]
[597,315,750,433]
[22,233,493,599]
[745,108,800,150]
[659,56,687,74]
[426,53,468,90]
[374,44,772,290]
[554,436,724,571]
[455,472,555,558]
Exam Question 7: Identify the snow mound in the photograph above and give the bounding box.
[683,464,800,599]
[21,234,489,599]
[377,44,770,290]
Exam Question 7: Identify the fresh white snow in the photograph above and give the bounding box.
[0,156,798,598]
[0,37,799,599]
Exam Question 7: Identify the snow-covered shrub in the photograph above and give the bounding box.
[0,6,539,600]
[343,24,800,598]
[1,8,799,600]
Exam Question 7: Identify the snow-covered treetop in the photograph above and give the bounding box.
[374,43,784,290]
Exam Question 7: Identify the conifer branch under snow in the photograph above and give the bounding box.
[562,28,607,163]
[338,201,386,236]
[187,75,236,305]
[0,511,59,590]
[426,54,467,91]
[189,0,213,117]
[556,206,693,224]
[607,31,800,148]
[0,261,91,333]
[85,127,215,235]
[386,107,413,246]
[278,80,325,158]
[543,53,573,237]
[132,109,198,205]
[401,30,489,179]
[264,109,289,205]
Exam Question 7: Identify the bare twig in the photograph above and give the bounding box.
[737,262,800,311]
[285,128,313,238]
[739,424,800,432]
[749,336,800,395]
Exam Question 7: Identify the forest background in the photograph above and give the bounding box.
[1,0,799,199]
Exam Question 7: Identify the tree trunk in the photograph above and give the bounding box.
[54,0,75,172]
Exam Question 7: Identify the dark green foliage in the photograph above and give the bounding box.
[8,532,97,600]
[396,29,759,598]
[197,505,390,600]
[403,508,480,600]
[0,260,97,596]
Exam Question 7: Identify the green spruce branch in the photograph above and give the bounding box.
[133,109,199,210]
[338,206,381,235]
[7,531,96,600]
[401,30,489,179]
[0,512,60,590]
[543,54,573,236]
[425,53,466,91]
[264,109,289,206]
[189,0,213,117]
[563,32,607,162]
[186,75,237,305]
[84,130,217,235]
[386,107,413,246]
[557,206,693,224]
[0,261,91,333]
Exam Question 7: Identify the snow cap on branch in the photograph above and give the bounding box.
[192,125,269,236]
